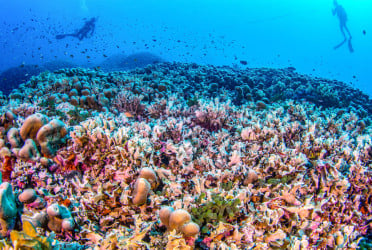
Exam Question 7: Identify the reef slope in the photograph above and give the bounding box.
[0,62,371,249]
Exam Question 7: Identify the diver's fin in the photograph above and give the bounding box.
[56,34,68,39]
[56,34,77,39]
[333,38,347,50]
[348,38,354,53]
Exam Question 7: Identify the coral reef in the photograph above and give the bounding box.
[0,62,370,248]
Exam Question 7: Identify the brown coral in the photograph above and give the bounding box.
[36,119,68,157]
[20,113,49,141]
[132,178,151,205]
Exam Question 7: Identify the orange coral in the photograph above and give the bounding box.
[54,153,79,172]
[1,156,13,182]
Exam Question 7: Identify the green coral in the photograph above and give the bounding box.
[67,107,90,126]
[266,175,293,186]
[190,193,241,234]
[186,96,199,107]
[40,98,67,119]
[221,181,234,191]
[358,237,372,250]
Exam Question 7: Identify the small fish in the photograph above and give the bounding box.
[70,54,74,58]
[103,54,108,57]
[124,112,134,118]
[86,56,90,59]
[240,60,248,65]
[362,30,366,35]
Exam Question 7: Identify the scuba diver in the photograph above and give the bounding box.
[332,0,353,52]
[56,17,97,41]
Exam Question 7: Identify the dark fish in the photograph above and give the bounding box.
[103,54,108,57]
[240,60,248,65]
[70,54,74,58]
[362,30,366,35]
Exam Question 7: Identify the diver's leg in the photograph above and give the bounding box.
[348,38,354,52]
[334,39,347,50]
[334,23,347,49]
[344,25,352,39]
[340,23,347,39]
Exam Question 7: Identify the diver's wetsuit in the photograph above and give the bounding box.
[332,1,353,52]
[56,17,97,41]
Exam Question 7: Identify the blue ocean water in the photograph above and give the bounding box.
[0,0,371,95]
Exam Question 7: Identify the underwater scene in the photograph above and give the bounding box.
[0,0,371,249]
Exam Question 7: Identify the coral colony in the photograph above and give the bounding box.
[0,62,371,249]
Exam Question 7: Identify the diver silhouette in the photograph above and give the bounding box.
[332,0,353,52]
[56,17,97,41]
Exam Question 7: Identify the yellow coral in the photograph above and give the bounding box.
[10,220,52,250]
